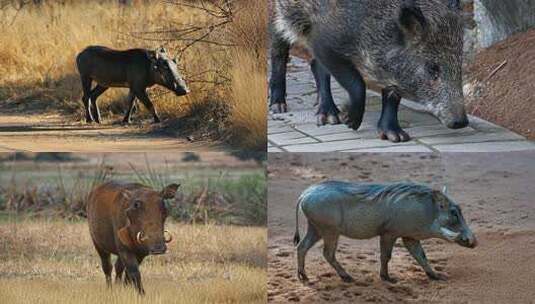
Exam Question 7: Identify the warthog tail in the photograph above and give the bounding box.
[293,197,302,246]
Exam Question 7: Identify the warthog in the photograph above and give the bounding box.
[87,181,180,294]
[270,0,468,142]
[294,181,477,283]
[76,46,189,124]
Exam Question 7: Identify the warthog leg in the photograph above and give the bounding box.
[95,246,113,287]
[322,231,354,282]
[296,221,320,282]
[269,29,290,114]
[311,59,341,126]
[120,252,145,295]
[134,89,160,123]
[114,258,124,284]
[380,234,398,283]
[122,91,137,124]
[89,85,108,124]
[81,76,94,123]
[402,237,445,281]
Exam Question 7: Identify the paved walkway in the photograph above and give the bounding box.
[268,57,535,152]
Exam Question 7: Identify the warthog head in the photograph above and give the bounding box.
[150,47,190,96]
[433,186,477,248]
[384,0,468,129]
[117,183,180,255]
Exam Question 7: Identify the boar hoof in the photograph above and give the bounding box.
[378,129,411,143]
[270,102,288,114]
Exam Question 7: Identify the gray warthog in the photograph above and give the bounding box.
[87,181,180,294]
[294,181,477,283]
[270,0,468,142]
[76,46,189,124]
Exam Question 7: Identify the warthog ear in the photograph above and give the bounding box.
[117,226,136,250]
[161,183,180,199]
[399,0,428,44]
[432,189,449,210]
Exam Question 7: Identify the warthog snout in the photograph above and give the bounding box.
[456,230,477,248]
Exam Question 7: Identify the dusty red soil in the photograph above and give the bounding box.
[268,152,535,303]
[466,28,535,140]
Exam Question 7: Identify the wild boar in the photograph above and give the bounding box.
[270,0,468,142]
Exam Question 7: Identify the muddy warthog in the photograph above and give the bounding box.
[76,46,189,124]
[294,181,477,283]
[87,181,180,294]
[270,0,468,142]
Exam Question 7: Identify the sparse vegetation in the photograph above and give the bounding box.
[0,0,267,150]
[0,218,266,304]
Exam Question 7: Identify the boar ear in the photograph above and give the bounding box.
[448,0,461,10]
[117,226,136,250]
[399,0,427,43]
[161,183,180,199]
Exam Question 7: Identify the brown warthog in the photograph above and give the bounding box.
[87,181,180,295]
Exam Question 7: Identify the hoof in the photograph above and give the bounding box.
[378,128,411,143]
[346,120,362,130]
[270,102,288,114]
[427,272,448,281]
[380,274,398,284]
[298,271,309,282]
[341,275,355,283]
[317,113,341,126]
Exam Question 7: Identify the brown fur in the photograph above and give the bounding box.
[87,180,179,294]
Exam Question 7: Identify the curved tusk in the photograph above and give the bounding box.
[440,227,460,242]
[164,230,173,243]
[136,231,146,244]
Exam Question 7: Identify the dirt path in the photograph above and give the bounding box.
[268,152,535,303]
[0,114,220,152]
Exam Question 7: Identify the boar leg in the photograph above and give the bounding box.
[314,52,366,131]
[120,252,145,295]
[95,247,113,287]
[377,87,410,142]
[310,60,341,126]
[296,222,321,282]
[122,91,137,124]
[379,235,398,283]
[402,238,445,281]
[81,76,94,123]
[269,29,290,114]
[323,232,354,282]
[134,89,160,124]
[88,85,108,124]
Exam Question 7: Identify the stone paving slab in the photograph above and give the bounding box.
[268,56,535,153]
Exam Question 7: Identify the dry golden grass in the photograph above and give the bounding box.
[0,0,267,149]
[0,218,267,303]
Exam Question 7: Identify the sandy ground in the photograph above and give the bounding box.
[466,28,535,140]
[267,152,535,303]
[0,114,221,152]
